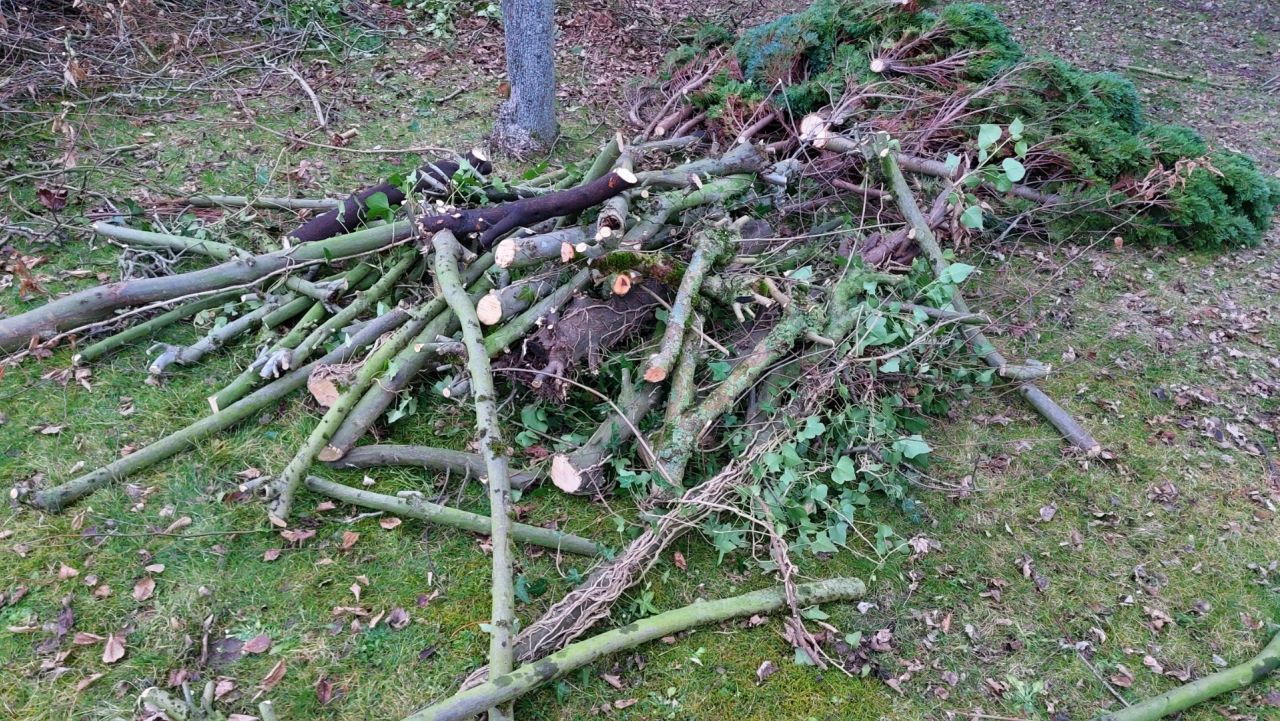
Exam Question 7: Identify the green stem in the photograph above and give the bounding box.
[19,310,411,512]
[72,291,240,365]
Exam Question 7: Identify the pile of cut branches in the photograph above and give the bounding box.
[4,2,1279,718]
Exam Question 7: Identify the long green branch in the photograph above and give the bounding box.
[1091,631,1280,721]
[402,578,865,721]
[433,229,517,721]
[303,477,598,556]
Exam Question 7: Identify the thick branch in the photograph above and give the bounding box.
[433,229,518,705]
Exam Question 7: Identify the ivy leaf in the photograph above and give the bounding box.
[797,416,826,442]
[959,205,984,230]
[892,435,932,459]
[943,153,961,176]
[520,403,549,433]
[942,263,976,284]
[879,357,900,373]
[1014,140,1029,158]
[1001,157,1026,183]
[365,192,392,222]
[977,124,1002,150]
[1008,117,1024,140]
[831,456,857,484]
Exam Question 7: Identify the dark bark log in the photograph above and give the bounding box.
[288,151,491,243]
[418,170,637,250]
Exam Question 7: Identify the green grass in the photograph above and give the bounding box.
[3,7,1280,721]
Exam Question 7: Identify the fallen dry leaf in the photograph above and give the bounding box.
[58,564,79,580]
[75,672,105,691]
[102,633,125,664]
[133,577,155,601]
[260,660,286,689]
[340,531,360,549]
[379,516,402,530]
[243,635,272,654]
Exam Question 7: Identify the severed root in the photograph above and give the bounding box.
[402,578,865,721]
[303,477,597,556]
[515,278,668,400]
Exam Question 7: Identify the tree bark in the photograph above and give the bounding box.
[493,0,558,155]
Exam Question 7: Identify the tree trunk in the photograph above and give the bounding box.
[493,0,558,155]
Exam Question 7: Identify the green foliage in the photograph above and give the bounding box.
[669,1,1277,251]
[392,0,500,39]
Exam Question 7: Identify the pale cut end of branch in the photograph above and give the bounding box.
[307,376,340,408]
[799,114,827,141]
[476,293,505,326]
[611,274,632,296]
[550,454,584,494]
[615,167,638,185]
[316,445,345,463]
[207,395,220,414]
[643,365,668,383]
[560,242,576,263]
[869,58,887,73]
[494,238,517,268]
[470,146,490,164]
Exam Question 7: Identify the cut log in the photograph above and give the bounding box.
[550,380,661,496]
[476,278,557,326]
